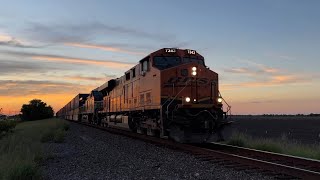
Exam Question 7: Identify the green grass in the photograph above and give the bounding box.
[0,118,69,180]
[226,132,320,160]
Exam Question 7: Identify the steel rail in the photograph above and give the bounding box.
[199,142,320,173]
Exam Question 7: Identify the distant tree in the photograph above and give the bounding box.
[20,99,54,121]
[0,108,5,120]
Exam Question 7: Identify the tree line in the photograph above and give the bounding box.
[1,99,54,121]
[20,99,54,121]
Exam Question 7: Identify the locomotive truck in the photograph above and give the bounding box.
[56,48,231,143]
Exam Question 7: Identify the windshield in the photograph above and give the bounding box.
[183,57,205,66]
[153,56,182,70]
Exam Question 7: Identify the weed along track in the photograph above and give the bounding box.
[71,120,320,179]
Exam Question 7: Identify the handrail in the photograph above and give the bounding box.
[218,91,232,118]
[166,79,192,119]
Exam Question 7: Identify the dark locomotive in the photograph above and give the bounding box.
[56,48,231,143]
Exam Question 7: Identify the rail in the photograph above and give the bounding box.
[199,142,320,172]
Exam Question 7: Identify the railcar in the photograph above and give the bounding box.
[56,48,231,143]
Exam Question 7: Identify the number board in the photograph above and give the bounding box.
[165,48,176,53]
[187,49,196,55]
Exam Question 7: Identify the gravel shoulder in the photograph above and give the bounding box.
[40,122,273,180]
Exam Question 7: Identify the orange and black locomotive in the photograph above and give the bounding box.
[56,48,231,143]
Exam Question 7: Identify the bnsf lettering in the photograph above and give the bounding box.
[197,78,208,85]
[182,77,193,83]
[167,77,182,83]
[164,77,217,87]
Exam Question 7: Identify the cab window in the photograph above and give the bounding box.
[153,56,181,70]
[183,57,205,66]
[140,56,150,72]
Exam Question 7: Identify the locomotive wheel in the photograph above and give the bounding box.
[128,117,137,132]
[169,125,185,143]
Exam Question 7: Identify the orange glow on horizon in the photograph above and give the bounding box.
[0,93,78,115]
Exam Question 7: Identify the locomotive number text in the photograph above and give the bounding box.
[187,49,196,55]
[165,48,176,53]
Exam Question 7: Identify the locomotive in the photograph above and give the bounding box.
[56,48,231,143]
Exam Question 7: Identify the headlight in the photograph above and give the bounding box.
[185,97,191,102]
[217,97,223,103]
[191,66,197,76]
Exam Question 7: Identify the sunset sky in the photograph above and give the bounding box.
[0,0,320,115]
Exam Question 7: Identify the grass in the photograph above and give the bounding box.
[0,120,17,138]
[0,118,69,180]
[226,132,320,160]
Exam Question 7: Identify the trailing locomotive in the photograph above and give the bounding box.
[56,48,231,143]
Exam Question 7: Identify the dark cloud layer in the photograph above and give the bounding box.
[64,75,108,81]
[0,59,68,75]
[0,50,134,68]
[24,22,176,44]
[0,80,90,96]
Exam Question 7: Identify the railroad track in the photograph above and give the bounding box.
[71,121,320,179]
[196,143,320,179]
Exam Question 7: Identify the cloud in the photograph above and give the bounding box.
[65,42,145,55]
[278,55,295,61]
[222,58,315,90]
[0,59,69,75]
[221,74,310,89]
[64,75,108,81]
[32,55,133,69]
[224,67,252,74]
[0,34,38,48]
[249,100,278,104]
[224,61,279,76]
[224,66,279,75]
[0,50,135,69]
[23,22,176,44]
[265,53,296,61]
[0,80,95,97]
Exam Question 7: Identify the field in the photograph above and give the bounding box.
[0,118,69,180]
[215,116,320,159]
[223,115,320,145]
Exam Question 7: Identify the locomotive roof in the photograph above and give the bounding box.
[147,48,204,60]
[95,48,204,94]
